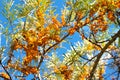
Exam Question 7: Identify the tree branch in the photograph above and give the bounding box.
[37,12,107,69]
[0,75,10,80]
[37,33,69,68]
[88,30,120,80]
[0,61,12,80]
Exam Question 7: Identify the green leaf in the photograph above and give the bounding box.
[17,5,33,18]
[118,37,120,47]
[56,73,63,80]
[70,11,76,21]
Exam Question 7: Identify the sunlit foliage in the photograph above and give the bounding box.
[0,0,120,80]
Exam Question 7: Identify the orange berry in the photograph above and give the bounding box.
[0,72,10,79]
[107,11,115,21]
[85,18,90,23]
[61,15,66,26]
[52,17,62,27]
[68,28,76,35]
[54,35,61,42]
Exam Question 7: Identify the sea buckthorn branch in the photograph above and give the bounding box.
[37,9,107,69]
[37,9,104,69]
[0,75,10,80]
[66,43,90,66]
[37,33,69,68]
[88,29,120,80]
[0,61,12,80]
[78,29,102,49]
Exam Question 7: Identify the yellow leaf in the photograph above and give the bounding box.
[86,43,93,50]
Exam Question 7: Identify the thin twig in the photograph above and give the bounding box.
[0,61,12,80]
[91,32,97,43]
[71,43,90,61]
[66,43,90,66]
[37,33,69,68]
[104,71,117,79]
[37,9,107,69]
[82,54,98,67]
[88,30,120,80]
[78,29,102,49]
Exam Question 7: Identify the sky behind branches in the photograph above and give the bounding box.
[0,0,120,80]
